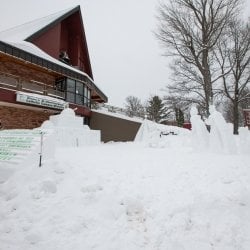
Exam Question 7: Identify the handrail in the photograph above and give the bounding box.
[0,71,65,99]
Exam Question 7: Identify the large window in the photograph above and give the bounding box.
[65,78,91,107]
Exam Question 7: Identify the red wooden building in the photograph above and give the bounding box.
[0,6,107,129]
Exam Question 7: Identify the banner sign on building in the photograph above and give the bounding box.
[16,91,67,110]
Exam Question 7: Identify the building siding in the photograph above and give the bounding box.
[90,111,141,142]
[0,60,56,86]
[0,106,50,129]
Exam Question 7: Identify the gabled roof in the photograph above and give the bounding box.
[0,6,78,42]
[0,6,108,103]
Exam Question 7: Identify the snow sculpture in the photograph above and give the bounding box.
[239,127,250,154]
[206,105,237,154]
[134,119,160,147]
[42,108,100,147]
[190,106,209,151]
[39,121,56,161]
[134,119,155,143]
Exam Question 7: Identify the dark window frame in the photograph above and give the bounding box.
[65,78,91,107]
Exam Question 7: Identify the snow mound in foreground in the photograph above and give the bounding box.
[0,139,249,250]
[0,107,250,249]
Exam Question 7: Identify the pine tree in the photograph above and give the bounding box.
[175,108,184,127]
[146,95,170,123]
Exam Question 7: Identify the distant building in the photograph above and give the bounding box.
[0,6,107,129]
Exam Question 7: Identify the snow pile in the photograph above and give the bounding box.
[134,119,190,148]
[239,127,250,154]
[134,105,250,155]
[42,108,100,147]
[0,141,249,250]
[0,129,54,168]
[0,106,250,250]
[0,108,100,168]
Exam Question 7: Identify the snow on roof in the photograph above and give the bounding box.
[0,6,87,77]
[5,40,91,79]
[0,6,76,41]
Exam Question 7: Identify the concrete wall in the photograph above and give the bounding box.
[90,111,141,142]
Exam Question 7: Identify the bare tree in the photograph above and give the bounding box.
[215,18,250,134]
[224,88,250,126]
[156,0,241,116]
[166,58,210,116]
[124,95,145,118]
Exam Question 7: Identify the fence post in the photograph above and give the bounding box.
[39,131,44,167]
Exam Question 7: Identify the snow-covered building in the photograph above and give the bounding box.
[0,6,107,129]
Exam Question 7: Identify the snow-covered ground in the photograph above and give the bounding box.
[0,108,250,250]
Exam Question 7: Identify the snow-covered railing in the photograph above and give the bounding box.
[94,103,144,120]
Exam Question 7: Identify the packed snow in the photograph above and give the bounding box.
[0,106,250,250]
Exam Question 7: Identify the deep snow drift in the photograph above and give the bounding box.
[0,107,250,250]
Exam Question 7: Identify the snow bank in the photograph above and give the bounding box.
[0,108,100,169]
[134,119,190,148]
[0,106,250,250]
[134,105,250,154]
[0,141,249,250]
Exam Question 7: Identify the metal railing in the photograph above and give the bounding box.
[0,72,65,99]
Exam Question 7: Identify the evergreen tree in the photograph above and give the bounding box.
[146,95,170,123]
[175,108,184,127]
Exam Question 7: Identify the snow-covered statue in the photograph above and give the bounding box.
[206,105,237,154]
[190,106,209,151]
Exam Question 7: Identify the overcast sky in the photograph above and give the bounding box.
[0,0,249,108]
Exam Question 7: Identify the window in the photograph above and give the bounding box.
[66,78,75,103]
[67,92,75,103]
[76,81,83,95]
[55,78,66,92]
[65,78,90,107]
[76,94,83,105]
[67,78,75,92]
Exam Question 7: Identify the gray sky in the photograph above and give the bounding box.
[0,0,249,108]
